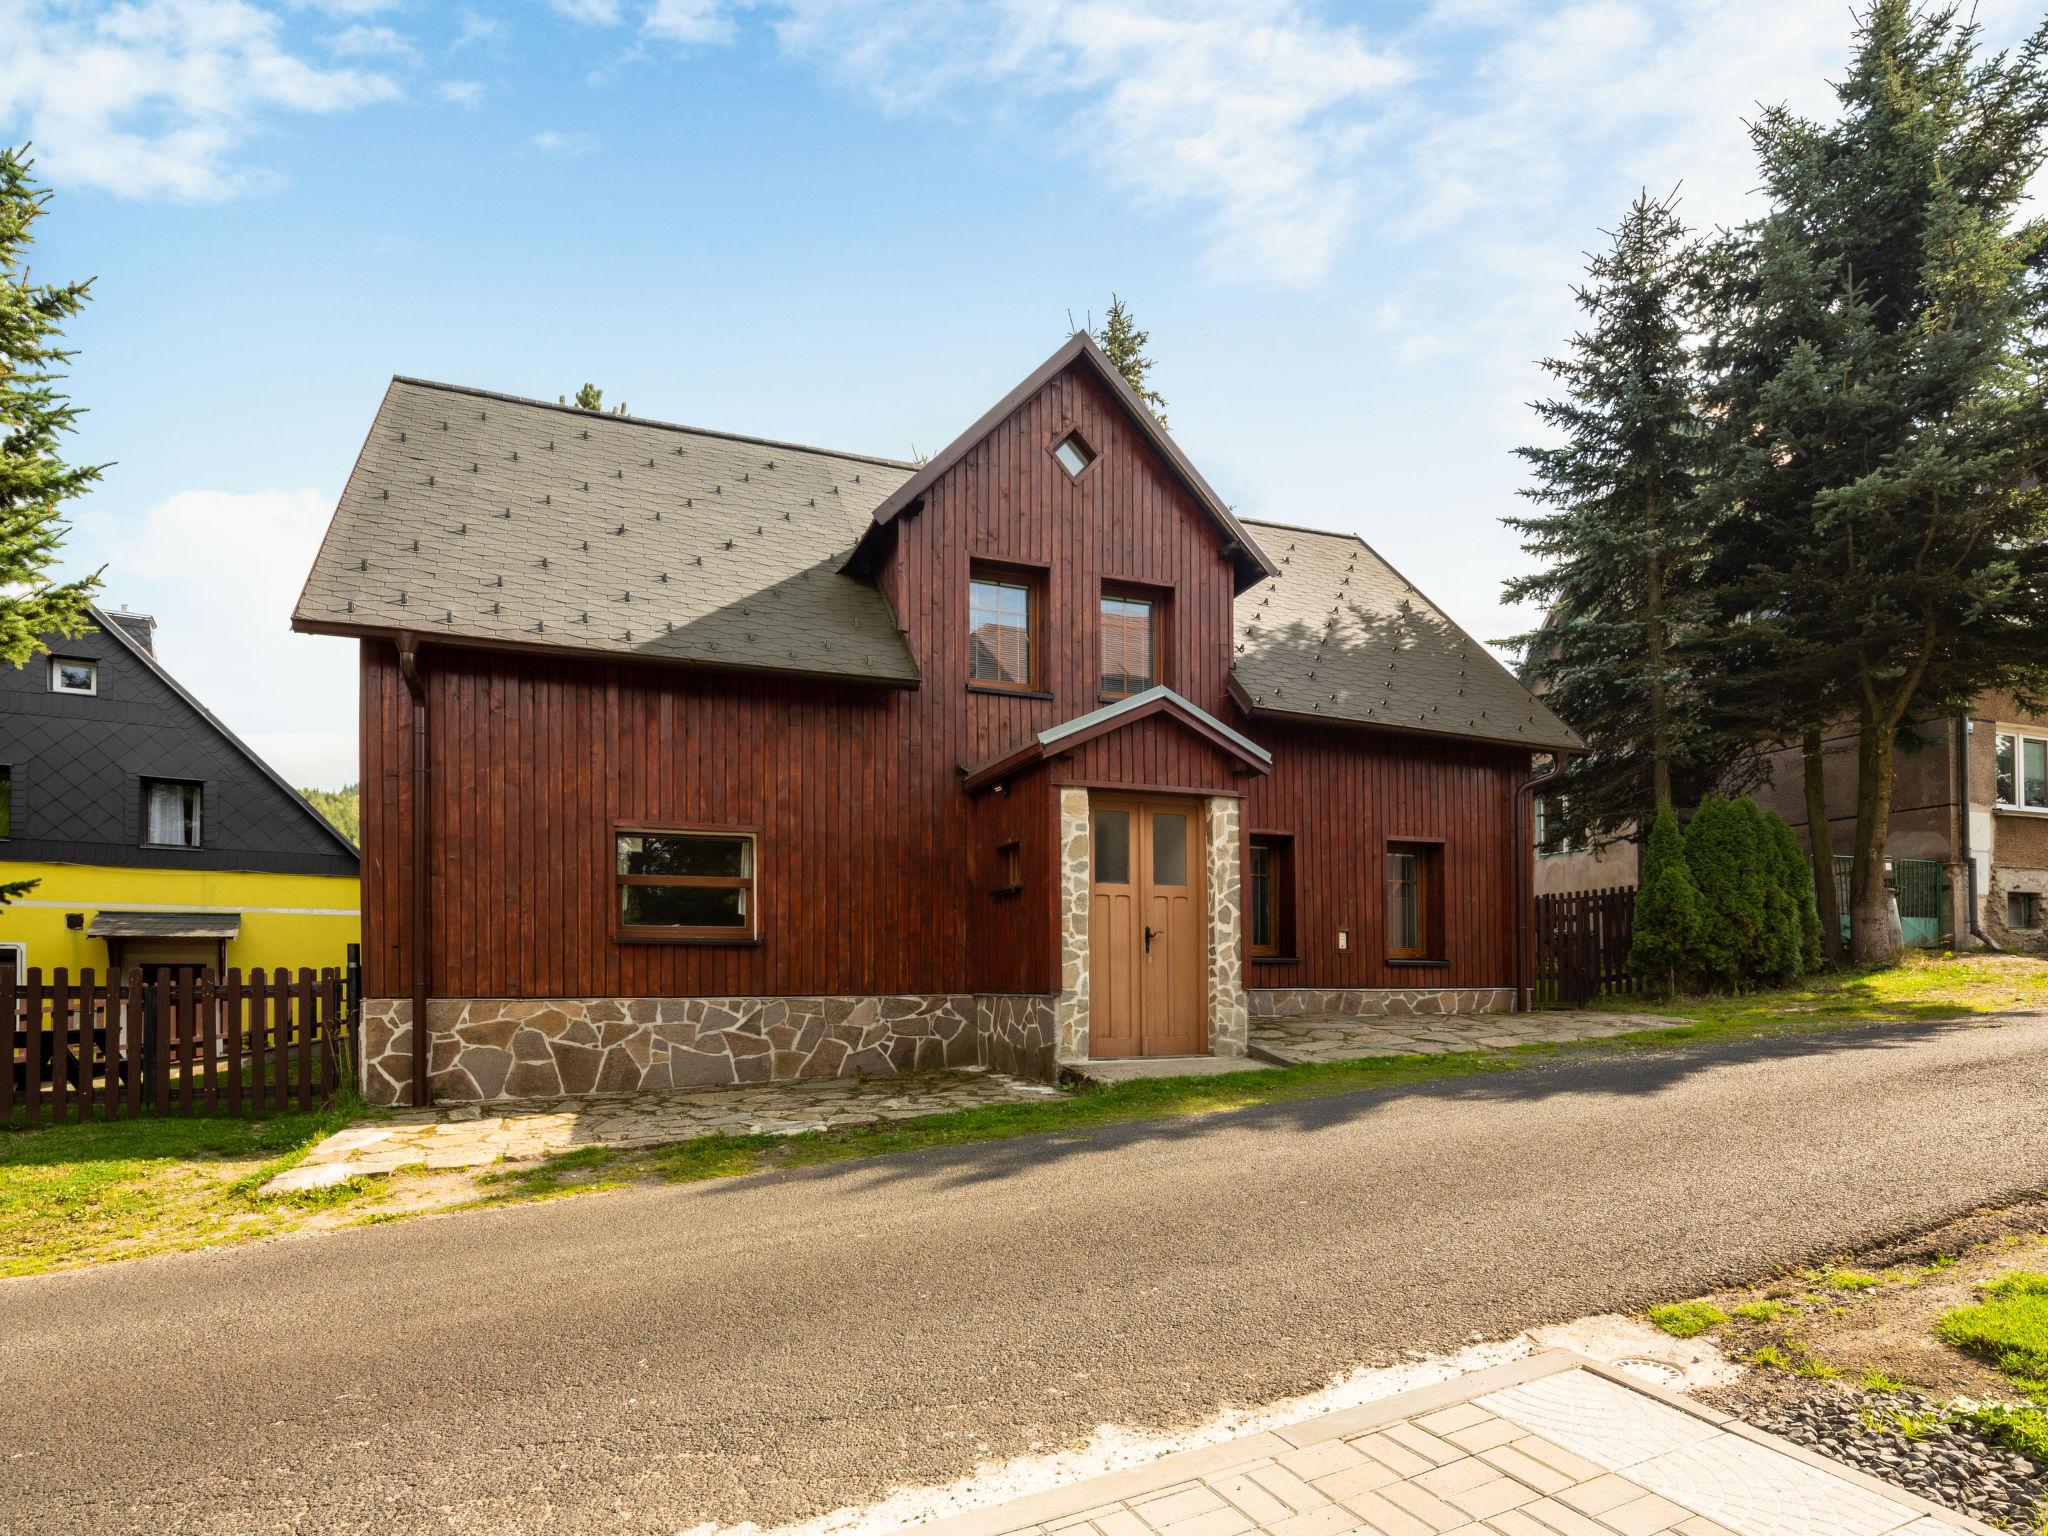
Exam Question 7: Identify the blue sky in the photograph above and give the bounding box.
[9,0,2043,787]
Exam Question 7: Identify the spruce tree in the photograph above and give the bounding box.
[1683,796,1767,989]
[0,147,102,906]
[0,147,100,669]
[1739,797,1802,982]
[1696,3,2048,964]
[1764,809,1824,972]
[1092,296,1168,425]
[1628,805,1704,994]
[1505,192,1728,849]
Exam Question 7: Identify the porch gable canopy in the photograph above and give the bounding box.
[961,685,1272,794]
[84,912,242,941]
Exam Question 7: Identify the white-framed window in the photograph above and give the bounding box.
[1994,730,2048,811]
[0,942,23,981]
[48,657,96,695]
[144,779,204,847]
[1533,792,1581,856]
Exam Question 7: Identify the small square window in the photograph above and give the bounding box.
[49,657,96,695]
[144,780,203,847]
[1052,431,1095,479]
[993,840,1023,895]
[2009,891,2038,930]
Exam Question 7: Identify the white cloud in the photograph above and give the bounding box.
[549,0,621,23]
[287,0,398,15]
[450,8,503,50]
[533,128,598,154]
[0,0,401,200]
[644,0,730,44]
[89,488,359,790]
[765,1,1410,287]
[323,21,414,57]
[436,78,483,106]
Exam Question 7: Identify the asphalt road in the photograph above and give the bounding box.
[6,1015,2046,1535]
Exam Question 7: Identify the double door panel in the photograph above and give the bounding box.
[1089,796,1206,1058]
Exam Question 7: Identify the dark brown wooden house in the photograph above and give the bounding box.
[294,334,1580,1105]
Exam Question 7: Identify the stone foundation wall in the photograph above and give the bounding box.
[1055,787,1093,1061]
[361,992,1059,1106]
[1247,986,1516,1019]
[977,994,1058,1081]
[1984,865,2048,953]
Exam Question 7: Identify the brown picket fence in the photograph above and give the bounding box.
[1533,886,1637,1008]
[3,966,358,1125]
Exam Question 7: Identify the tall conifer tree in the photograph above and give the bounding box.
[1697,3,2048,963]
[1091,296,1168,425]
[1506,192,1724,847]
[0,147,101,906]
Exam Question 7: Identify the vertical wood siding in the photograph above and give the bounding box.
[359,362,1531,1001]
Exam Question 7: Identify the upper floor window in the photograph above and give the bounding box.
[1052,429,1095,479]
[1533,793,1581,856]
[49,657,96,695]
[1100,589,1158,699]
[968,567,1039,691]
[144,779,203,848]
[1996,731,2048,810]
[615,828,757,940]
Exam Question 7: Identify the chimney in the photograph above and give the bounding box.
[107,609,157,655]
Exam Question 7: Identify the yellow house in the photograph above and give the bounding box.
[0,606,358,980]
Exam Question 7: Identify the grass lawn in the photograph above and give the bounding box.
[0,1097,376,1276]
[1938,1272,2048,1461]
[1589,949,2048,1031]
[7,949,2044,1276]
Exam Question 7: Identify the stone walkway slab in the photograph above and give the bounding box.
[1250,1011,1685,1066]
[1066,1056,1280,1085]
[263,1067,1065,1194]
[902,1353,1990,1536]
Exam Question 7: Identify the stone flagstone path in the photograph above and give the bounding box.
[1250,1011,1686,1067]
[264,1067,1064,1194]
[906,1353,1988,1536]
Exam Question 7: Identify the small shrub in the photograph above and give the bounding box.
[1629,806,1705,992]
[1648,1300,1728,1339]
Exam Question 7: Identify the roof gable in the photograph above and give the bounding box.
[855,334,1277,595]
[962,685,1272,793]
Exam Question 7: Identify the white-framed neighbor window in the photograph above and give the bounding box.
[144,779,203,847]
[48,657,96,695]
[1994,730,2048,811]
[0,942,22,980]
[1533,793,1581,857]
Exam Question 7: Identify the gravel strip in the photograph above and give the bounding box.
[1703,1375,2045,1530]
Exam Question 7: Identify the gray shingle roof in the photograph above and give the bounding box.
[1231,520,1582,753]
[293,378,922,684]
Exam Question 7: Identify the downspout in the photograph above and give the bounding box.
[1513,757,1567,1013]
[396,635,433,1106]
[1957,708,1999,951]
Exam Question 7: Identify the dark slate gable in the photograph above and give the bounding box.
[0,609,358,878]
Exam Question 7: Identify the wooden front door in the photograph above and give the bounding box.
[1089,795,1207,1058]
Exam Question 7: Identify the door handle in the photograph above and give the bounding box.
[1144,925,1157,954]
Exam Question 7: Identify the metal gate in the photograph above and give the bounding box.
[1831,856,1944,948]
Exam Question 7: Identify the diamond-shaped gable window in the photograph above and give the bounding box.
[1053,431,1095,479]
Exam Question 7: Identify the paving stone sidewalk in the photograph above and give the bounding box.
[908,1353,1987,1536]
[263,1067,1065,1194]
[1250,1012,1685,1066]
